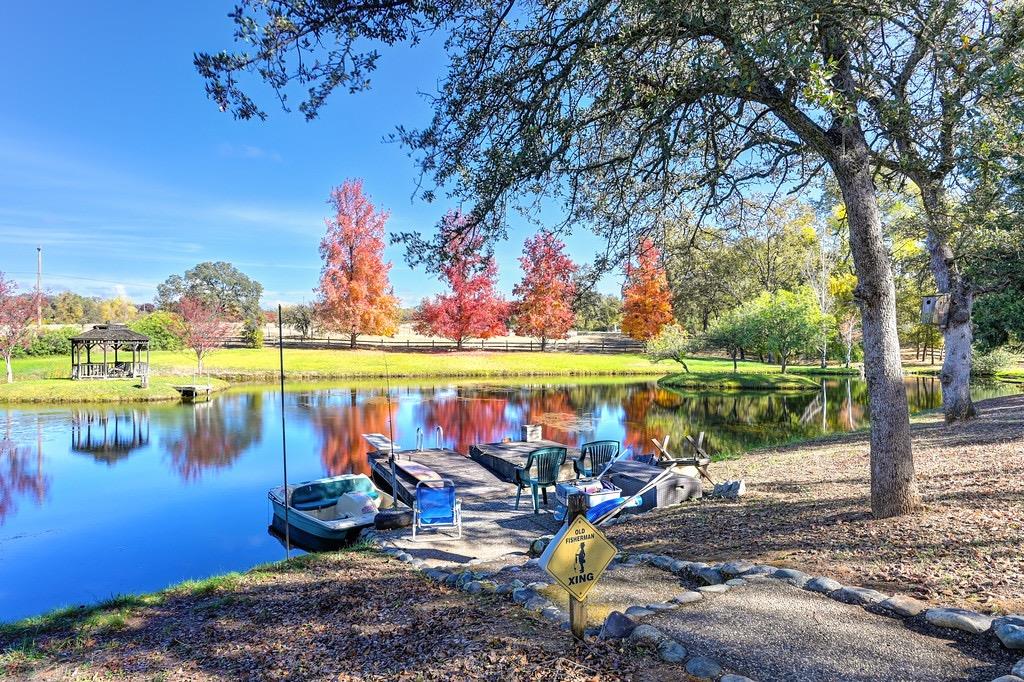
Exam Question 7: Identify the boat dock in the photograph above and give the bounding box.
[172,384,213,401]
[469,439,579,482]
[363,434,563,565]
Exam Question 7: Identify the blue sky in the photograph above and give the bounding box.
[0,1,621,307]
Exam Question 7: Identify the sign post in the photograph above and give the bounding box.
[541,493,618,642]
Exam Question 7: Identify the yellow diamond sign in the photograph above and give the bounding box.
[542,515,617,601]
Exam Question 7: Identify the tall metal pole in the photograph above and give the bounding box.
[278,304,291,555]
[36,246,42,328]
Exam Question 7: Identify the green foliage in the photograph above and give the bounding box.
[974,291,1024,352]
[156,261,264,324]
[282,304,316,338]
[129,312,184,350]
[644,323,696,371]
[11,327,77,358]
[573,290,622,331]
[241,322,264,349]
[972,347,1012,376]
[705,309,760,371]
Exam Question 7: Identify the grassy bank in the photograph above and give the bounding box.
[0,548,666,681]
[658,368,822,390]
[0,376,230,404]
[3,349,859,403]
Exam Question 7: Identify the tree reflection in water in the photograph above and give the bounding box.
[0,414,49,524]
[303,389,391,476]
[164,393,264,481]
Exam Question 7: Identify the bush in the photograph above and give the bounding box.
[12,327,79,357]
[242,321,264,349]
[972,346,1012,376]
[129,312,184,351]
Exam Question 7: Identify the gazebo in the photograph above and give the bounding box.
[71,324,151,382]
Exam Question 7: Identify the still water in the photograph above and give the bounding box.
[0,376,1016,622]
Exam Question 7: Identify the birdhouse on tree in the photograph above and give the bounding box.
[920,294,950,327]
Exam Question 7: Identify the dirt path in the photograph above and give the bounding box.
[608,393,1024,613]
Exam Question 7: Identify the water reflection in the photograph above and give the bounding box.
[71,410,150,464]
[0,414,49,523]
[164,393,265,481]
[0,376,1017,622]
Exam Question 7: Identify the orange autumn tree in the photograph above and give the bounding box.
[621,239,674,341]
[512,232,577,350]
[316,179,400,348]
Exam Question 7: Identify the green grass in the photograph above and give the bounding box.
[5,349,861,403]
[0,376,230,404]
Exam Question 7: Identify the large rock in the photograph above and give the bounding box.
[599,611,637,640]
[880,595,928,617]
[924,607,994,635]
[990,677,1023,682]
[834,586,888,606]
[805,576,843,594]
[698,584,730,594]
[696,567,725,585]
[1013,658,1024,677]
[685,656,723,680]
[524,596,549,612]
[627,624,668,647]
[672,590,704,605]
[725,578,747,587]
[720,676,756,682]
[512,587,534,604]
[745,564,778,577]
[651,555,675,570]
[720,560,755,577]
[657,639,688,663]
[463,580,483,595]
[771,568,809,588]
[625,605,656,619]
[994,615,1024,650]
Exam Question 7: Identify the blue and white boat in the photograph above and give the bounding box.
[269,474,392,550]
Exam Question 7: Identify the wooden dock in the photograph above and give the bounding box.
[367,445,511,508]
[172,384,213,402]
[469,439,579,482]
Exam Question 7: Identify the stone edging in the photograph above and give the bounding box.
[622,552,1024,682]
[358,528,757,680]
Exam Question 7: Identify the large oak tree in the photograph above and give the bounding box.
[194,0,1019,517]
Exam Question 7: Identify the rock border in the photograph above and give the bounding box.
[622,551,1023,682]
[357,528,1022,682]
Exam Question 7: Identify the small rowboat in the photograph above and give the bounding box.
[269,474,392,551]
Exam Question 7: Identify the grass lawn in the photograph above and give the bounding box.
[3,349,857,402]
[0,376,230,403]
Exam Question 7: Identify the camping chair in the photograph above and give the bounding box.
[412,479,462,539]
[514,446,567,514]
[572,440,621,478]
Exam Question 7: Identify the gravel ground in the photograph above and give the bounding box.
[609,393,1024,613]
[648,580,1016,682]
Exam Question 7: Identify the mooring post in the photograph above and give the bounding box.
[566,493,588,642]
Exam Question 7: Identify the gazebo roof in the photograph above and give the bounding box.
[71,324,150,343]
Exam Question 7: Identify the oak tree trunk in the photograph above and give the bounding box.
[919,184,976,423]
[349,333,358,349]
[831,134,919,518]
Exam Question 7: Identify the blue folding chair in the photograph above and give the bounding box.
[412,479,462,539]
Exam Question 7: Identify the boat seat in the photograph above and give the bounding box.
[290,476,381,512]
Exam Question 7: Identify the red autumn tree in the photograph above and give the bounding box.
[173,296,231,373]
[414,211,509,349]
[621,239,674,341]
[316,179,400,348]
[0,273,38,384]
[512,232,577,350]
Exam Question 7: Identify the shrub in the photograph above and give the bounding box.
[129,312,184,350]
[242,321,264,349]
[972,347,1012,376]
[12,327,78,357]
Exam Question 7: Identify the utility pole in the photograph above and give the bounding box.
[36,246,42,328]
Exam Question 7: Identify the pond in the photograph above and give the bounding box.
[0,376,1017,622]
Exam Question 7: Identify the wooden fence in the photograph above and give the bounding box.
[224,334,644,354]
